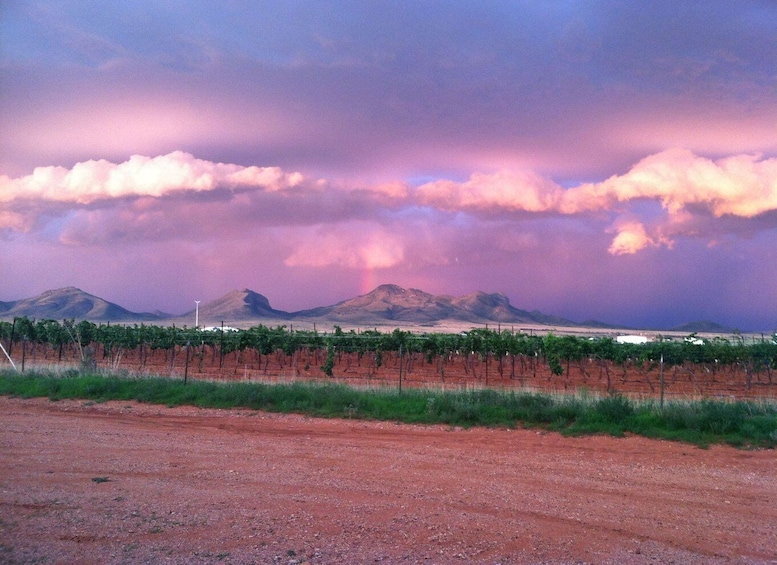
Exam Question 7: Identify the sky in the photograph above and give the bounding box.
[1,1,776,331]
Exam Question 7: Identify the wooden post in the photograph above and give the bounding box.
[659,353,665,410]
[219,321,225,369]
[184,340,191,385]
[398,344,403,394]
[8,318,16,356]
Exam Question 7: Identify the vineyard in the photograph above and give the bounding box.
[2,318,776,399]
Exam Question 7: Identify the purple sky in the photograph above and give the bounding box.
[1,1,776,330]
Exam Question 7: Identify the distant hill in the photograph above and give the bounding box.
[0,287,162,322]
[291,284,579,325]
[293,285,454,322]
[670,320,736,334]
[2,285,735,332]
[0,284,631,328]
[579,319,626,330]
[448,291,578,325]
[190,289,290,322]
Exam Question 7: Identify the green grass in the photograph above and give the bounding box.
[1,369,776,448]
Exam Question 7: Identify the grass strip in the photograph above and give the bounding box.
[1,370,775,448]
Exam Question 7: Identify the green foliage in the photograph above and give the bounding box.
[594,393,635,423]
[3,317,777,380]
[540,334,558,374]
[321,345,335,376]
[2,370,775,448]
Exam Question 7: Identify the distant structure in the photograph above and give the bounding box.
[616,335,650,345]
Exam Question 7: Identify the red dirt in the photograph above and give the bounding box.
[1,396,775,564]
[15,343,777,399]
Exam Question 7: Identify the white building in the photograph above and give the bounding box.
[615,335,650,345]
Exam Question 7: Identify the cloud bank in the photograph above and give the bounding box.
[3,149,776,263]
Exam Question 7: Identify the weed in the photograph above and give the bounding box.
[1,370,775,447]
[594,393,634,423]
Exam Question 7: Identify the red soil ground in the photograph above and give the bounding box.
[1,396,775,564]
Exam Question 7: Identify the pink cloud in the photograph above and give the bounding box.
[0,152,307,205]
[416,170,563,213]
[0,210,31,232]
[284,224,405,270]
[607,220,654,255]
[412,149,777,253]
[3,149,777,262]
[358,181,410,200]
[414,149,777,222]
[563,149,777,218]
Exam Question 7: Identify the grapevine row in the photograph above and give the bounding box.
[1,317,776,376]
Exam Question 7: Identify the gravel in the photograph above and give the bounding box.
[1,397,775,564]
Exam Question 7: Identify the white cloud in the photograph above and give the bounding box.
[0,152,307,204]
[4,149,777,257]
[414,149,777,254]
[414,149,777,221]
[562,149,777,217]
[607,221,654,255]
[416,170,562,212]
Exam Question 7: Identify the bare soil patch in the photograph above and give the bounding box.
[1,396,775,564]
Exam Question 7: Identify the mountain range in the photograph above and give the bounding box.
[0,285,736,332]
[0,285,592,327]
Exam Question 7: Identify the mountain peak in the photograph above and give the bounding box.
[368,284,409,296]
[0,287,159,321]
[195,289,286,321]
[42,286,87,297]
[290,285,577,325]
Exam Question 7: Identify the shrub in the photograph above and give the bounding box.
[594,393,634,423]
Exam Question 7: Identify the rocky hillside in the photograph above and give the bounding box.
[0,287,161,322]
[291,284,579,325]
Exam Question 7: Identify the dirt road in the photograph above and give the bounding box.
[1,397,775,564]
